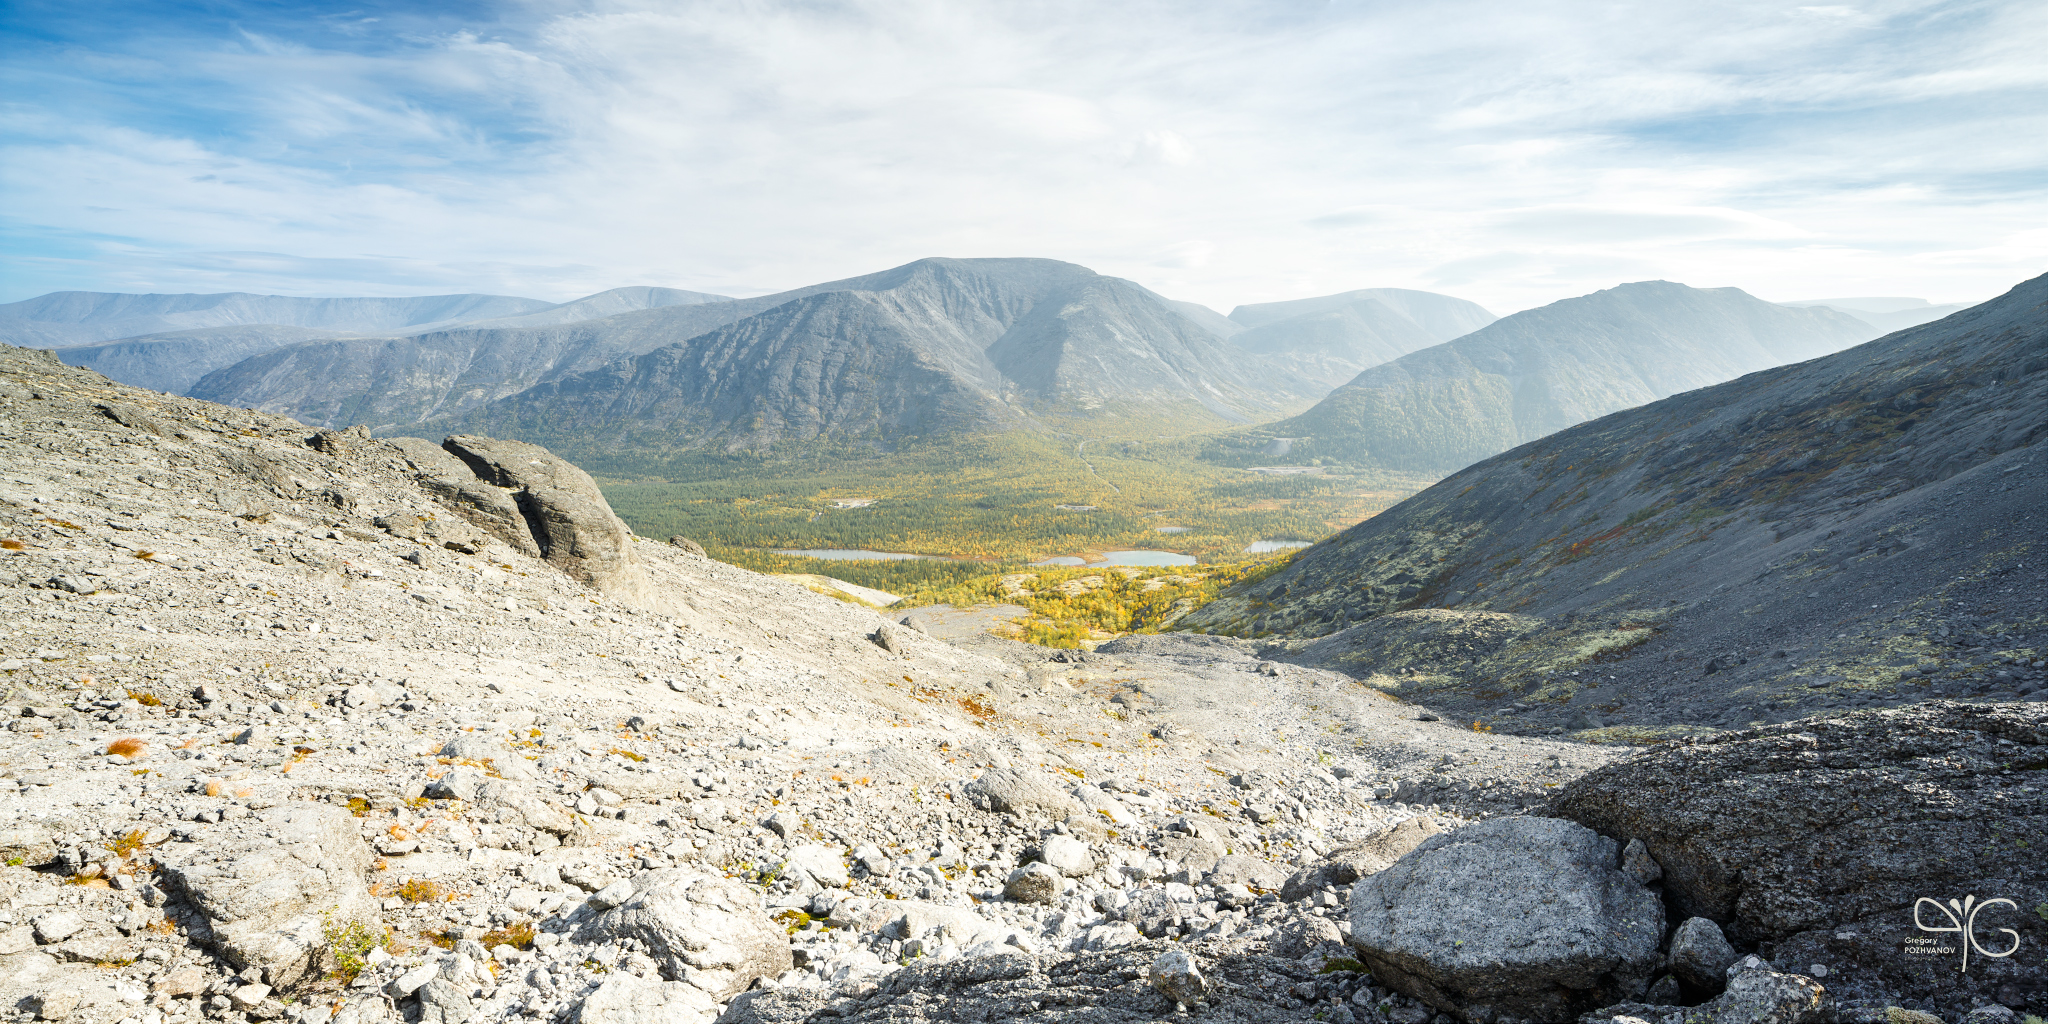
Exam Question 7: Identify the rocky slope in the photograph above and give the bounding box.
[1217,281,1880,475]
[439,258,1318,451]
[0,344,1592,1024]
[2,293,556,350]
[4,343,2041,1024]
[1183,272,2047,741]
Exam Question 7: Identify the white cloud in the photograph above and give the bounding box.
[1,0,2042,314]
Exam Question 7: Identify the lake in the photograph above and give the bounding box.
[1244,540,1313,553]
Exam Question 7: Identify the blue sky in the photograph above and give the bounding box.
[3,0,2043,313]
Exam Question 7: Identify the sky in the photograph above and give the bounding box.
[3,0,2044,315]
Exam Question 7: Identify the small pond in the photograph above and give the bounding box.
[1243,540,1313,554]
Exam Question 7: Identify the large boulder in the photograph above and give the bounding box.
[440,435,660,604]
[155,803,378,992]
[1547,703,2048,1021]
[1348,816,1664,1022]
[384,436,541,557]
[1282,815,1441,901]
[385,433,662,606]
[574,868,790,1002]
[963,768,1083,821]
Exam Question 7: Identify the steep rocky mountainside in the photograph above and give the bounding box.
[437,258,1318,451]
[1,293,556,350]
[1222,281,1880,475]
[0,345,2042,1024]
[1184,273,2047,741]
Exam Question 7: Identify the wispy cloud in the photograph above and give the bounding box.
[2,0,2041,313]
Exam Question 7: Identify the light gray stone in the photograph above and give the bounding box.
[1038,835,1093,877]
[1003,862,1063,905]
[415,978,472,1024]
[577,972,719,1024]
[1348,816,1663,1022]
[1621,838,1662,886]
[1148,948,1205,1005]
[154,802,378,993]
[964,768,1083,821]
[780,844,848,888]
[32,912,82,945]
[1205,853,1286,891]
[574,867,791,1002]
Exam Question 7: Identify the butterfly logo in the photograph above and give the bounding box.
[1913,895,2021,974]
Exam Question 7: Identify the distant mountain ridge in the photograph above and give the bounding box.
[38,286,734,399]
[1780,297,1974,335]
[3,290,554,348]
[1216,288,1499,392]
[1213,280,1879,474]
[437,257,1321,451]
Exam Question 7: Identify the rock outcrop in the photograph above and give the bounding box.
[381,433,662,607]
[1549,703,2048,1021]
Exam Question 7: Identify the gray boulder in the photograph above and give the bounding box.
[574,868,790,1001]
[1547,703,2047,1021]
[964,768,1083,821]
[154,803,378,992]
[1003,862,1063,904]
[1204,854,1286,890]
[1666,917,1738,990]
[1348,816,1664,1022]
[1282,815,1441,901]
[1149,948,1206,1005]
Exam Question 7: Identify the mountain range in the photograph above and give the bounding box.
[23,287,731,395]
[1183,270,2046,736]
[436,258,1324,449]
[1209,281,1880,475]
[8,266,1921,471]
